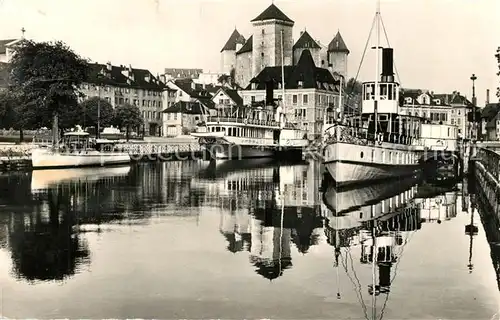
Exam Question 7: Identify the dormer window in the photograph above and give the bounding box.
[405,97,413,104]
[251,83,256,90]
[297,81,303,88]
[316,81,321,89]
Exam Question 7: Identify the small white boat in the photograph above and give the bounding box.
[31,130,131,170]
[31,165,131,193]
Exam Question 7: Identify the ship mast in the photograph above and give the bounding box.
[373,0,381,138]
[281,30,286,126]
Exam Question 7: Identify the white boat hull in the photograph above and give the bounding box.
[31,148,131,169]
[323,142,420,187]
[205,144,275,160]
[31,166,131,192]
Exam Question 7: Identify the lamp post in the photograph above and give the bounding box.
[470,74,477,141]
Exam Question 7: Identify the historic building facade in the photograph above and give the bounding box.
[220,3,350,89]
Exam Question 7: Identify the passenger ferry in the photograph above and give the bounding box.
[322,4,422,186]
[191,102,308,160]
[31,128,131,169]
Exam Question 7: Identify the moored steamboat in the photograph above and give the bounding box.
[322,4,423,187]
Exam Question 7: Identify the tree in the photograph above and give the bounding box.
[79,97,114,130]
[8,40,90,141]
[0,90,36,142]
[345,78,362,96]
[217,74,230,86]
[113,103,143,141]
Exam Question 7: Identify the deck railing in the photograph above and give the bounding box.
[323,124,418,146]
[206,116,295,129]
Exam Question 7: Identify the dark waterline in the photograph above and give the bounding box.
[0,160,498,319]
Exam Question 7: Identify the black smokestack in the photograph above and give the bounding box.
[265,80,274,105]
[379,263,392,289]
[381,48,394,82]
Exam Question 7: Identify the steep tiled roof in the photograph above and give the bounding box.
[293,31,321,50]
[250,4,294,23]
[0,39,17,54]
[328,31,349,54]
[221,29,246,52]
[87,63,165,90]
[215,87,243,105]
[173,79,218,99]
[481,103,500,120]
[162,101,206,115]
[236,35,253,55]
[433,92,472,106]
[247,50,339,91]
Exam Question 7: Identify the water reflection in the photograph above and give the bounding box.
[0,161,210,282]
[198,160,323,280]
[321,175,467,319]
[0,160,498,319]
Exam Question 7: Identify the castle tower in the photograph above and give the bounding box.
[293,29,322,67]
[327,31,350,80]
[220,29,246,75]
[250,3,294,79]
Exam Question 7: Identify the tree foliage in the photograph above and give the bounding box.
[79,97,114,129]
[8,40,90,129]
[345,78,362,96]
[113,103,143,140]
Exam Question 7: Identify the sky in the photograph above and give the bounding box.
[0,0,499,105]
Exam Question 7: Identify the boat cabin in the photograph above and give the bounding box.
[59,131,120,152]
[202,103,294,142]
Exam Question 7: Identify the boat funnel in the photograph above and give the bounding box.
[265,80,274,105]
[381,48,394,83]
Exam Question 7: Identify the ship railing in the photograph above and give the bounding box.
[323,124,419,146]
[206,116,294,129]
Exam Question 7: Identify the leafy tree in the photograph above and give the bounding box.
[0,90,36,142]
[8,40,90,141]
[113,103,143,141]
[79,97,114,131]
[345,78,362,95]
[217,74,230,86]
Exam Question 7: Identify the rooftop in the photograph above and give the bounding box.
[247,49,339,91]
[293,30,321,50]
[328,31,349,54]
[87,62,165,91]
[220,29,246,52]
[250,3,294,23]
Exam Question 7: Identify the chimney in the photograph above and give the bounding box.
[487,89,490,104]
[265,81,274,105]
[381,48,394,82]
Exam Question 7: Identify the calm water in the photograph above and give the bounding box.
[0,160,499,319]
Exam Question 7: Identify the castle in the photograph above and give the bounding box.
[220,3,350,89]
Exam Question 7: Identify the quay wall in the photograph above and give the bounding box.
[0,139,206,172]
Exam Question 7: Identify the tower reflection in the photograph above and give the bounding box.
[196,159,323,280]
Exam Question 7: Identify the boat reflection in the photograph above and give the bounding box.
[322,176,461,319]
[30,165,131,193]
[1,161,209,283]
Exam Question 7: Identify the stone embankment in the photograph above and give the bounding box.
[0,137,205,172]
